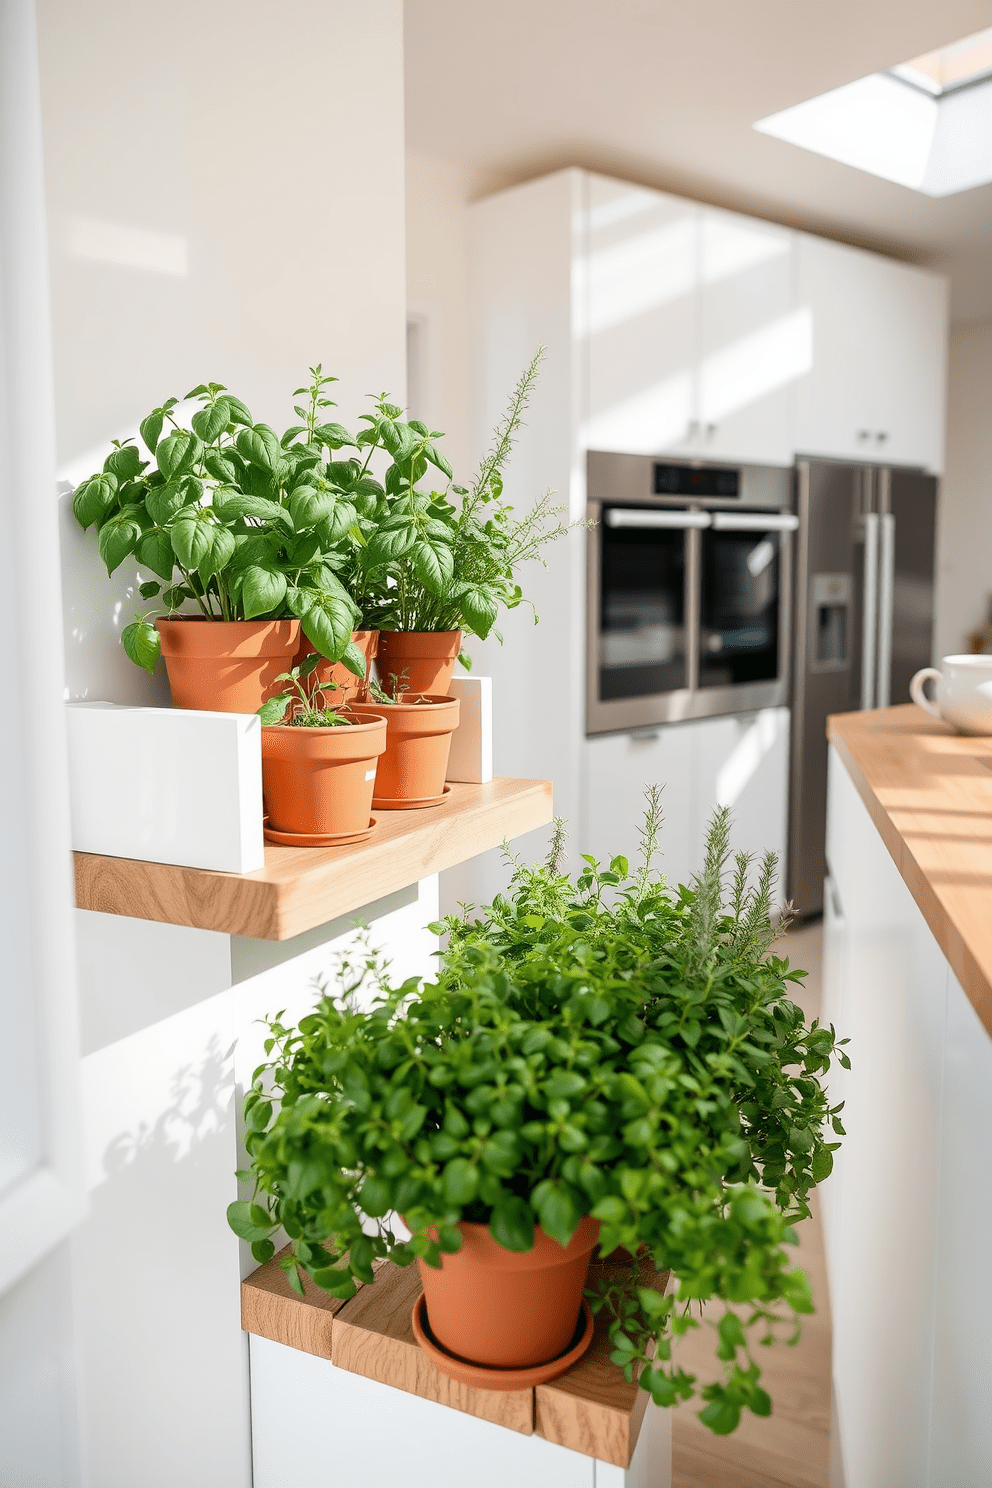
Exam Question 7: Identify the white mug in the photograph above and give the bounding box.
[910,655,992,735]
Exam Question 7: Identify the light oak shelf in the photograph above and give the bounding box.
[242,1247,669,1467]
[828,705,992,1037]
[74,777,552,941]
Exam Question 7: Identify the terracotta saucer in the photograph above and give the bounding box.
[372,783,452,811]
[263,818,376,847]
[410,1293,594,1391]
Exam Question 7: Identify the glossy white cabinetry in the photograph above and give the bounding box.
[583,708,790,889]
[823,745,992,1488]
[697,208,798,466]
[582,175,796,467]
[794,233,947,472]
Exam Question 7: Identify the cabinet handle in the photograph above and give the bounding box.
[875,431,889,444]
[856,429,871,442]
[686,419,700,439]
[861,513,879,711]
[877,512,895,708]
[705,422,718,439]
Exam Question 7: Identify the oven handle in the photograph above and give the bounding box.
[710,512,800,531]
[605,509,711,529]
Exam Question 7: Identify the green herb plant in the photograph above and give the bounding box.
[344,348,569,650]
[229,797,846,1437]
[257,653,353,728]
[72,369,367,678]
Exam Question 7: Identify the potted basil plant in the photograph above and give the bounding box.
[72,367,367,713]
[230,796,847,1428]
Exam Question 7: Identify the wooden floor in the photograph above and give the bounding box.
[672,921,833,1488]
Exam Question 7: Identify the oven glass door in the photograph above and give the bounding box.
[599,510,690,701]
[698,523,781,688]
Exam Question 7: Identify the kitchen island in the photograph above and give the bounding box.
[823,705,992,1488]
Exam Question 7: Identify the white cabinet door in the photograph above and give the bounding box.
[794,234,947,471]
[582,174,698,456]
[692,708,790,875]
[582,725,695,890]
[864,256,947,472]
[696,209,797,467]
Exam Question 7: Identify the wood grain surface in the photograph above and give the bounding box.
[239,1247,669,1458]
[828,704,992,1037]
[332,1258,534,1435]
[240,1245,350,1361]
[74,777,552,940]
[535,1256,671,1467]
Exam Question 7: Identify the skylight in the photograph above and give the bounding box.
[755,27,992,197]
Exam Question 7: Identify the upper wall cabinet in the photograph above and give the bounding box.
[581,175,798,467]
[696,207,798,466]
[582,175,699,457]
[794,233,948,472]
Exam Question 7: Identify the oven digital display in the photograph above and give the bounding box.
[653,463,740,498]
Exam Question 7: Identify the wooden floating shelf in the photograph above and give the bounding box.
[74,777,552,941]
[241,1246,669,1467]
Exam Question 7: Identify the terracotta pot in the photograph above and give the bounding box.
[261,714,387,837]
[416,1217,601,1369]
[347,696,459,806]
[293,629,379,706]
[375,630,462,698]
[155,617,300,713]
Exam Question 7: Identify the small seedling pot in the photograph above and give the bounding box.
[415,1217,600,1373]
[347,696,459,807]
[375,629,462,698]
[261,714,387,838]
[292,629,379,706]
[156,617,301,713]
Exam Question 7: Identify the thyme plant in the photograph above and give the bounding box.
[230,797,846,1436]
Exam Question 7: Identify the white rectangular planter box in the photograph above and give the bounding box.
[66,703,264,873]
[445,676,493,784]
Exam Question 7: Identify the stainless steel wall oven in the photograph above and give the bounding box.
[586,450,797,735]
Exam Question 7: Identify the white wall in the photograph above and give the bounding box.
[0,5,410,1486]
[38,0,407,707]
[934,318,992,659]
[405,152,473,479]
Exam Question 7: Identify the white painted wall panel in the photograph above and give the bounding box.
[250,1337,596,1488]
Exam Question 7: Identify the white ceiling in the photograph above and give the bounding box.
[405,0,992,320]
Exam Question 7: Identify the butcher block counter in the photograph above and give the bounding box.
[827,702,992,1039]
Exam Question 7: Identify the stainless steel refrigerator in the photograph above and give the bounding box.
[788,459,938,917]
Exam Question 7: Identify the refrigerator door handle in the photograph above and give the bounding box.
[861,512,879,711]
[877,512,896,708]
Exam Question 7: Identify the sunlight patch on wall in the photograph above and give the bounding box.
[68,215,189,276]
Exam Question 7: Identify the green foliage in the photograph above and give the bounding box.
[72,369,362,668]
[231,794,848,1435]
[73,355,564,675]
[257,652,359,728]
[341,348,569,640]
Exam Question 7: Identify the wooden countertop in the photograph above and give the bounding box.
[74,777,552,941]
[828,705,992,1037]
[242,1246,669,1467]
